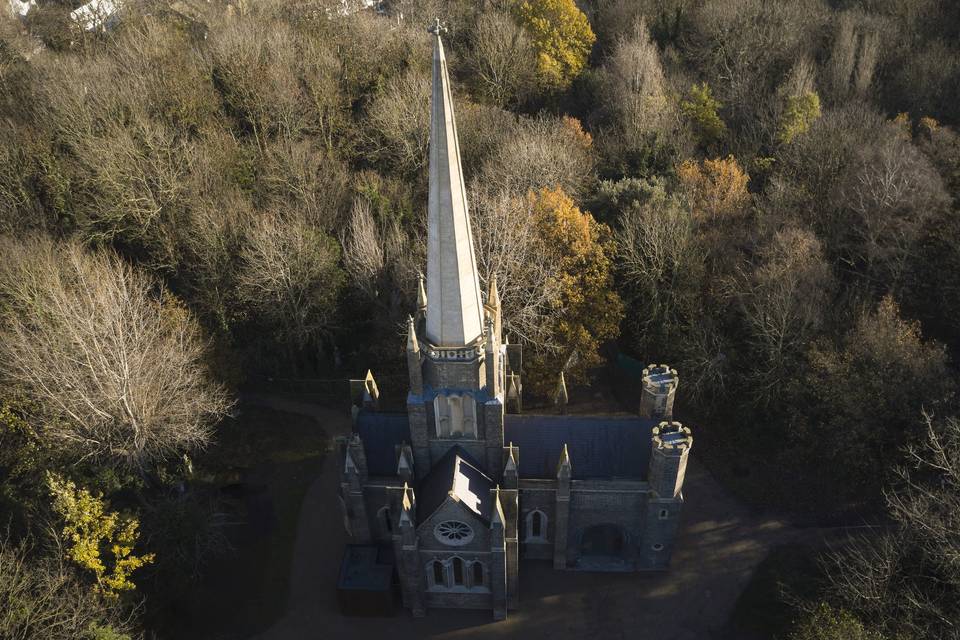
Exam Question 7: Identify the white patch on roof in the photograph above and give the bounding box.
[451,459,482,514]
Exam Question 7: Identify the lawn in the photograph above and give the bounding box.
[155,404,329,640]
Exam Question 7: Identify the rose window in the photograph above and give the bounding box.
[434,520,474,546]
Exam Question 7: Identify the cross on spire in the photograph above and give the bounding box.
[428,17,446,35]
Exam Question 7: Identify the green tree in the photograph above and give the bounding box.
[779,91,822,144]
[513,0,596,90]
[681,83,727,147]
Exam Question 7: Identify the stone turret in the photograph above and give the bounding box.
[648,421,693,499]
[502,443,518,489]
[639,364,678,420]
[486,274,502,339]
[397,443,414,483]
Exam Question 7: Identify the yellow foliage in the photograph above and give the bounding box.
[680,82,726,146]
[513,0,596,90]
[526,187,623,394]
[47,473,154,597]
[677,155,750,220]
[778,91,821,144]
[560,115,593,148]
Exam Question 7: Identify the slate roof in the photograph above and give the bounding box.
[416,445,495,524]
[355,411,411,476]
[504,414,657,480]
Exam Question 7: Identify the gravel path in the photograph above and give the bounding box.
[246,395,812,640]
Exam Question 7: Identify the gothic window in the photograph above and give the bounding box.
[378,506,392,535]
[434,520,474,546]
[659,508,669,520]
[434,394,477,438]
[452,557,464,586]
[472,561,484,586]
[432,560,444,587]
[525,509,548,542]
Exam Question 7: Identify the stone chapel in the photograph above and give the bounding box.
[336,21,694,621]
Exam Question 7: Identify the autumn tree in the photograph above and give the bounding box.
[677,155,751,220]
[513,0,596,90]
[788,603,886,640]
[524,187,623,394]
[0,237,230,470]
[47,473,154,597]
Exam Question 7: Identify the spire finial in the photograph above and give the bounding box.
[428,17,446,36]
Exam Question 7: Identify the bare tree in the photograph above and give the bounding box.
[470,184,563,349]
[844,132,949,290]
[237,212,344,355]
[341,196,420,314]
[465,11,538,107]
[0,237,231,470]
[0,537,137,640]
[365,68,431,175]
[478,114,594,198]
[822,414,960,639]
[732,228,832,403]
[599,18,672,144]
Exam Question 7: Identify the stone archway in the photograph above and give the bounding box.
[576,524,630,571]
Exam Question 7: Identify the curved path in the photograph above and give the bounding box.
[246,395,813,640]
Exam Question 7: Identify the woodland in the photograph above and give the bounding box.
[0,0,959,638]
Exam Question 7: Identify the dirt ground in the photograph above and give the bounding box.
[246,395,806,640]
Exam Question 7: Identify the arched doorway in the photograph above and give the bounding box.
[576,524,629,571]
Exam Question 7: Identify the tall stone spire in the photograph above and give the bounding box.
[425,19,484,347]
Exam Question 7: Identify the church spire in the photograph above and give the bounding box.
[424,19,484,348]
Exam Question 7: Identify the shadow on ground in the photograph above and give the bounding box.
[232,393,832,640]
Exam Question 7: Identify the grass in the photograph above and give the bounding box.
[156,404,329,640]
[725,544,824,640]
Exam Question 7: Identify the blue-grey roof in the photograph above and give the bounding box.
[355,411,411,476]
[417,445,495,524]
[504,414,657,480]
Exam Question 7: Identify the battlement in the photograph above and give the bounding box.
[651,421,692,453]
[640,364,679,420]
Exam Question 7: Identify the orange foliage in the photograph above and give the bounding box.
[525,187,623,395]
[677,155,750,220]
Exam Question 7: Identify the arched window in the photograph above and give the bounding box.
[525,509,548,542]
[452,557,464,586]
[432,560,444,586]
[378,506,392,535]
[472,561,484,587]
[659,508,669,520]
